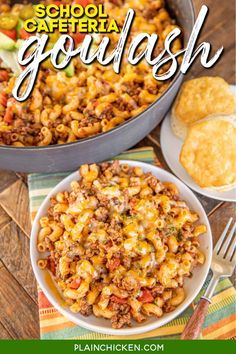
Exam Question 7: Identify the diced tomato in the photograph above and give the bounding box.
[19,28,33,40]
[73,0,90,6]
[7,97,16,104]
[137,289,154,303]
[0,92,8,107]
[47,258,56,276]
[50,1,63,13]
[71,32,86,46]
[51,1,62,5]
[0,70,9,82]
[104,240,113,251]
[3,106,13,124]
[110,295,127,304]
[70,278,82,289]
[0,29,16,40]
[108,258,120,272]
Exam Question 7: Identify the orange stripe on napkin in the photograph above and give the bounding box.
[203,313,236,336]
[216,329,236,340]
[38,291,53,309]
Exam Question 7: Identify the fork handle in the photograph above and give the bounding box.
[181,298,210,340]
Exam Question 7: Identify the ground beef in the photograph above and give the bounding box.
[112,194,129,213]
[80,298,93,317]
[98,104,114,121]
[143,8,154,19]
[102,240,113,253]
[100,162,110,172]
[143,0,164,19]
[113,98,129,112]
[162,188,179,200]
[95,79,111,96]
[109,160,121,175]
[109,301,132,328]
[146,174,158,189]
[95,193,110,208]
[121,255,132,269]
[0,132,11,145]
[151,284,164,297]
[113,97,136,112]
[152,45,166,60]
[83,109,97,122]
[145,84,159,95]
[0,2,11,13]
[182,223,194,233]
[163,303,175,313]
[67,244,84,258]
[45,237,55,251]
[122,82,141,97]
[107,221,123,243]
[109,302,130,314]
[111,312,131,329]
[182,223,194,239]
[94,207,109,221]
[85,241,100,257]
[122,276,140,292]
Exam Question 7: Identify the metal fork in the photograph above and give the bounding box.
[181,218,236,340]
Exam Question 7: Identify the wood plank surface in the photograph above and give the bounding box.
[0,171,18,194]
[209,203,236,287]
[0,266,39,339]
[0,206,11,230]
[0,222,38,302]
[186,0,235,83]
[209,203,236,244]
[0,180,31,237]
[0,0,235,340]
[0,322,12,340]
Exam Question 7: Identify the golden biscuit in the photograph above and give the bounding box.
[171,77,236,139]
[180,115,236,190]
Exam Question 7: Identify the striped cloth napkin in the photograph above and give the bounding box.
[28,147,236,340]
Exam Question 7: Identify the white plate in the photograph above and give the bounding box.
[30,161,212,336]
[160,85,236,202]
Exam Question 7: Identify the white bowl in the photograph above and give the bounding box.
[30,161,212,336]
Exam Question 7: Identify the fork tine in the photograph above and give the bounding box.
[214,218,233,253]
[225,234,236,261]
[218,222,236,257]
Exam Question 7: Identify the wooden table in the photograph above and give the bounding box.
[0,0,235,339]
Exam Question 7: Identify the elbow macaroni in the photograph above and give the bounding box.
[0,0,182,147]
[37,162,206,328]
